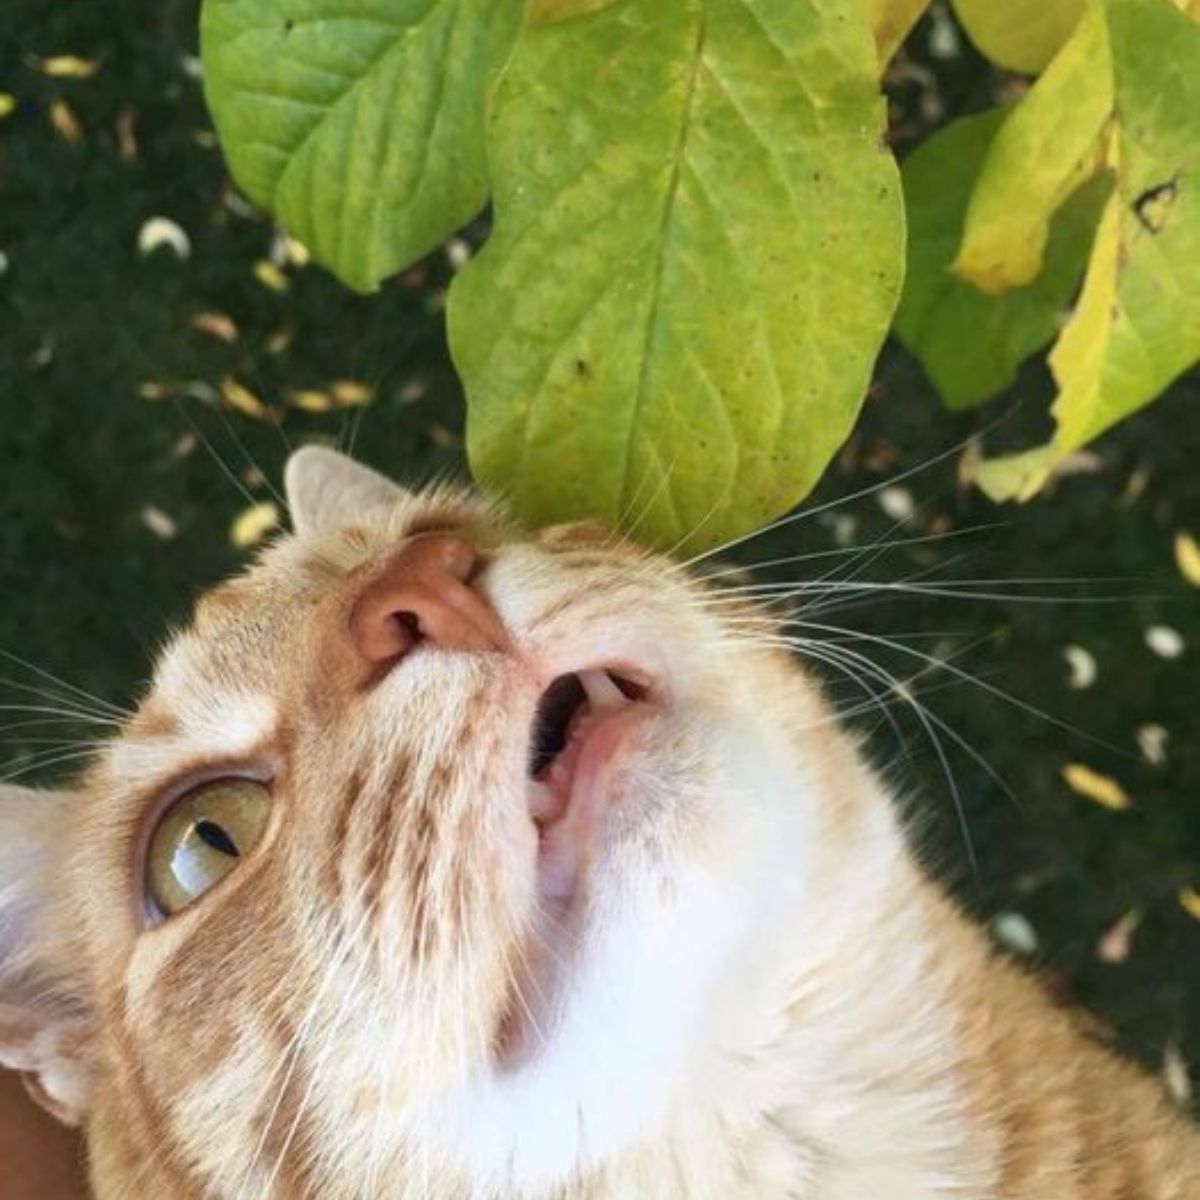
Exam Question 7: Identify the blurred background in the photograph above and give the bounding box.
[1,0,1197,1109]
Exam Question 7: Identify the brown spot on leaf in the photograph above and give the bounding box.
[1133,177,1178,234]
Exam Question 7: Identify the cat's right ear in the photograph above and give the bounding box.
[285,446,409,535]
[0,785,93,1127]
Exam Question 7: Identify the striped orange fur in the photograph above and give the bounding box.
[0,447,1195,1199]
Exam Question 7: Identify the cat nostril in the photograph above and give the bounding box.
[393,610,422,638]
[348,534,509,669]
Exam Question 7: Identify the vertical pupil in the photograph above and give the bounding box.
[194,819,240,858]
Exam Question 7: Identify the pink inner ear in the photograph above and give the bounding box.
[0,1001,43,1069]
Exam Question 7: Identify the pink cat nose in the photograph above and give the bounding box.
[349,535,509,665]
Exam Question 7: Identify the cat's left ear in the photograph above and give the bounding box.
[0,785,93,1127]
[285,445,409,535]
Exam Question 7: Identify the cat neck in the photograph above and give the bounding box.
[622,743,998,1200]
[599,701,1200,1200]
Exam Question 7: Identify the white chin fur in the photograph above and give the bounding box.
[436,721,802,1196]
[440,864,750,1193]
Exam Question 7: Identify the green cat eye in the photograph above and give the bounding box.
[146,778,271,917]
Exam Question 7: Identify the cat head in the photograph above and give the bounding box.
[0,448,848,1198]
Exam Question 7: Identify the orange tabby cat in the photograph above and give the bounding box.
[1,446,1196,1199]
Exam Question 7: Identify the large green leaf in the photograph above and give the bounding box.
[972,0,1200,502]
[448,0,903,551]
[951,1,1111,294]
[894,110,1109,410]
[200,0,522,292]
[950,0,1086,73]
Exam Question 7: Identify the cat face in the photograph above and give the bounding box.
[0,449,827,1199]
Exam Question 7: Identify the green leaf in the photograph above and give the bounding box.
[951,2,1111,294]
[950,0,1086,73]
[200,0,522,292]
[893,110,1109,410]
[971,0,1200,500]
[448,0,903,552]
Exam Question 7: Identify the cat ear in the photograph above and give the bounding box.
[0,785,93,1127]
[285,446,409,535]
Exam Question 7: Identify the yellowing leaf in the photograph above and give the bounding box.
[1062,762,1130,811]
[857,0,931,64]
[1052,1,1200,448]
[140,505,178,541]
[38,55,102,79]
[288,388,334,413]
[0,93,16,120]
[330,380,372,407]
[1047,191,1121,427]
[49,98,84,143]
[138,216,191,259]
[190,311,239,342]
[230,501,280,548]
[953,3,1111,293]
[282,236,311,267]
[265,328,294,355]
[1179,888,1200,921]
[253,260,289,293]
[116,107,138,161]
[971,0,1200,499]
[896,111,1109,411]
[1174,532,1200,587]
[219,377,271,420]
[950,0,1086,73]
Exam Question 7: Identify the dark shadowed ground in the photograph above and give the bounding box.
[1,0,1197,1113]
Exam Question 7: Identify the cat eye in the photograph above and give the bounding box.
[145,778,271,917]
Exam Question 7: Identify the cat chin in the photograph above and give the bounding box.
[436,857,753,1193]
[435,711,803,1194]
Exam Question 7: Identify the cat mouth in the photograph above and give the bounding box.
[493,666,654,1064]
[525,667,653,908]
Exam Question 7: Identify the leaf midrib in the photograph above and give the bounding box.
[617,3,709,524]
[264,0,452,211]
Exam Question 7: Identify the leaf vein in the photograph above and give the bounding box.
[618,4,709,518]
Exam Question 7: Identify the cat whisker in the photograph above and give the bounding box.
[660,468,736,561]
[171,396,263,510]
[784,634,982,867]
[209,397,288,509]
[0,702,124,728]
[702,575,1147,606]
[0,714,121,739]
[620,450,679,547]
[0,649,131,718]
[0,737,107,752]
[341,399,366,460]
[758,634,916,774]
[0,746,102,783]
[782,618,1130,759]
[692,521,1009,585]
[724,615,1032,864]
[676,427,987,571]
